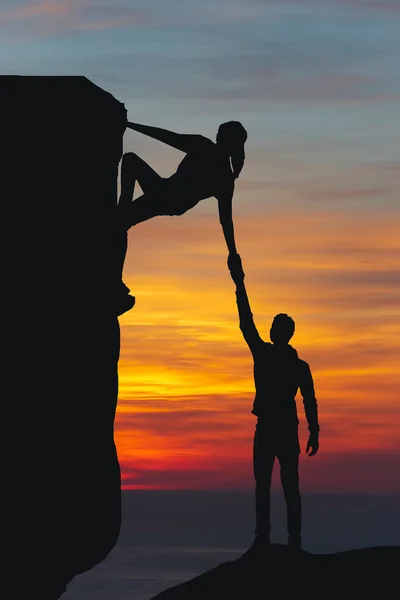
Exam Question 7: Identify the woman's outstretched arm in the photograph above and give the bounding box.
[217,182,237,256]
[126,121,206,153]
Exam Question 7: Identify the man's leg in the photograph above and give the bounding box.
[278,451,302,549]
[253,421,275,543]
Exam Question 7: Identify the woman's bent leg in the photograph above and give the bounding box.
[119,152,163,209]
[125,191,195,228]
[116,152,163,315]
[118,153,137,209]
[125,192,163,229]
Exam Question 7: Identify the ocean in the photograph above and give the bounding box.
[63,490,400,600]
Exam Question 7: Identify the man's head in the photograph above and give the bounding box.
[270,313,295,344]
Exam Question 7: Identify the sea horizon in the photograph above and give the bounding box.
[64,489,400,600]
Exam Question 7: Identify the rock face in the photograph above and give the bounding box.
[2,76,126,598]
[150,544,400,599]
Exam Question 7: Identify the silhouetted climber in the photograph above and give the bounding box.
[115,120,247,312]
[227,253,320,552]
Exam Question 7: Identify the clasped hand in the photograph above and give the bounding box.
[228,252,245,283]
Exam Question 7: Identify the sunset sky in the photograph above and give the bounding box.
[3,0,400,492]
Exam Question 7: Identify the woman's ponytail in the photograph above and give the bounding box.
[231,144,245,179]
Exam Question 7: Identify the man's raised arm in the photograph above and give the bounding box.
[227,253,264,356]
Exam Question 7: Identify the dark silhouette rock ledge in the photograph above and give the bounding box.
[2,75,126,599]
[149,543,400,599]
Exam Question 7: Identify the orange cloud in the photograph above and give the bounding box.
[106,141,400,492]
[0,1,71,20]
[0,1,150,34]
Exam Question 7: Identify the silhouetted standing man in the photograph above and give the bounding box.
[228,253,319,550]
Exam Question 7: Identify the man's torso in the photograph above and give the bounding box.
[251,343,307,427]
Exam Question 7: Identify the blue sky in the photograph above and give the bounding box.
[2,2,399,133]
[2,1,399,197]
[0,0,400,205]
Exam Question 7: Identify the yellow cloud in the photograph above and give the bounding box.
[113,151,400,490]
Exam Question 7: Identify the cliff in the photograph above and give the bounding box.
[2,76,126,599]
[150,543,400,598]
